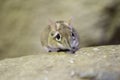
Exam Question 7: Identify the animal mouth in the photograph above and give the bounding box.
[57,48,76,54]
[57,49,70,52]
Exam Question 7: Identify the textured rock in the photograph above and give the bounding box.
[0,45,120,80]
[0,0,120,59]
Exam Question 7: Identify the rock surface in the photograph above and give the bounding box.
[0,45,120,80]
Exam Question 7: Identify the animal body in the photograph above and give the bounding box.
[40,19,80,53]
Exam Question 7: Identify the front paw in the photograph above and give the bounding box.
[44,46,59,52]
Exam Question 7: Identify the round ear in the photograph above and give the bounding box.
[48,19,57,31]
[67,17,74,29]
[48,19,54,25]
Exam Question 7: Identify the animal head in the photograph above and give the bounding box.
[47,19,80,53]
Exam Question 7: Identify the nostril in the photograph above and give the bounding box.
[72,47,75,49]
[48,50,52,52]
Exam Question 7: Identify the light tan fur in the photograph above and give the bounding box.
[40,19,80,53]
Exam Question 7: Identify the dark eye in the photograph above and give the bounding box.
[72,32,75,37]
[71,32,75,40]
[55,33,61,41]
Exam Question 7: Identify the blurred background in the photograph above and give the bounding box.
[0,0,120,60]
